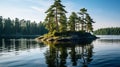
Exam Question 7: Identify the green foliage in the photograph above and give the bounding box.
[80,8,87,14]
[44,1,95,35]
[0,16,48,36]
[68,12,78,31]
[45,0,67,32]
[0,16,3,35]
[78,8,88,31]
[94,27,120,35]
[4,18,13,34]
[59,13,67,32]
[85,14,95,32]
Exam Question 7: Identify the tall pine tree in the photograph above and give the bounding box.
[45,0,67,32]
[68,12,78,31]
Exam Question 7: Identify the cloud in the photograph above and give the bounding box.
[31,6,45,12]
[1,0,119,30]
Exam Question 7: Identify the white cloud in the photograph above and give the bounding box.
[31,6,45,12]
[0,0,76,22]
[0,0,54,22]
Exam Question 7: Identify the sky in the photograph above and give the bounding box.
[0,0,120,30]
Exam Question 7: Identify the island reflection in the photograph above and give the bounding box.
[43,40,94,67]
[0,39,95,67]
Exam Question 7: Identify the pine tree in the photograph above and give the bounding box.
[45,0,67,32]
[85,14,95,32]
[14,18,20,34]
[78,8,87,31]
[0,16,3,35]
[68,12,78,31]
[59,13,67,32]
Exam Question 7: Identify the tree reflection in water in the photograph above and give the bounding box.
[44,40,94,67]
[0,39,45,55]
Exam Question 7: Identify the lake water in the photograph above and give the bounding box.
[0,35,120,67]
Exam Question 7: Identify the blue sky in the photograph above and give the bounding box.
[0,0,120,30]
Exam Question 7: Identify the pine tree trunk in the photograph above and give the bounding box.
[55,8,59,32]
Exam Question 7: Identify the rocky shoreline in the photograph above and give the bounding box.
[35,32,98,43]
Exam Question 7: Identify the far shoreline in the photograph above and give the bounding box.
[0,35,40,39]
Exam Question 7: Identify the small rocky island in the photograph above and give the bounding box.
[36,31,97,43]
[36,0,97,43]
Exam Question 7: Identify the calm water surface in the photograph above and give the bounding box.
[0,35,120,67]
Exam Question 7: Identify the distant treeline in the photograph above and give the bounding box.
[94,27,120,35]
[0,16,48,36]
